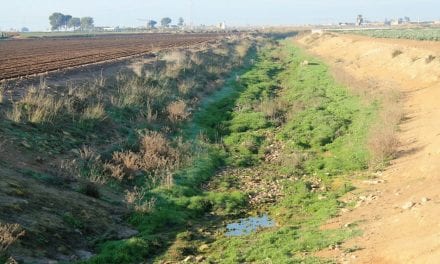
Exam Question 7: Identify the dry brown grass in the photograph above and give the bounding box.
[0,85,4,104]
[425,55,436,64]
[0,223,25,253]
[167,100,190,123]
[107,131,182,181]
[255,98,288,121]
[6,86,63,124]
[125,187,157,213]
[81,103,106,122]
[178,78,197,96]
[368,90,403,169]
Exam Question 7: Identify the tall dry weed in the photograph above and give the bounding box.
[167,100,190,123]
[6,87,63,124]
[0,223,25,252]
[107,131,181,181]
[368,90,403,169]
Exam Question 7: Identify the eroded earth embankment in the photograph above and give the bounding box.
[298,33,440,263]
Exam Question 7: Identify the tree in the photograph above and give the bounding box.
[68,17,81,30]
[80,17,94,31]
[178,17,184,27]
[147,20,157,29]
[161,17,172,28]
[49,12,65,31]
[63,15,72,30]
[21,27,30,32]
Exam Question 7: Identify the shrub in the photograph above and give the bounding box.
[368,124,399,169]
[108,131,181,181]
[425,55,436,64]
[81,103,106,121]
[391,49,403,58]
[79,182,100,198]
[0,223,25,253]
[0,85,4,104]
[7,87,63,124]
[125,187,157,213]
[167,100,190,123]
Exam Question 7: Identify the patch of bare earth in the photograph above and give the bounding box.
[296,33,440,263]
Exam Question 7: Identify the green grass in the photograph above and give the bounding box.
[182,40,372,263]
[345,28,440,41]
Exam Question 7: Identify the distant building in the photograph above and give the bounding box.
[356,15,364,26]
[311,29,324,34]
[391,18,403,26]
[218,22,226,30]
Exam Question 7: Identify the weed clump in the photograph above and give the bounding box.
[425,55,436,64]
[392,49,403,58]
[0,223,25,253]
[167,100,190,123]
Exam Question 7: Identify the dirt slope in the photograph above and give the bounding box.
[297,33,440,263]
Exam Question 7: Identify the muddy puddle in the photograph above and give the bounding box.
[225,214,275,237]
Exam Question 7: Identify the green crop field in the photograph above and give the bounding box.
[346,28,440,41]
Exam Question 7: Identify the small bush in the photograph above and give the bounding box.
[81,103,106,121]
[0,223,25,252]
[167,100,190,123]
[108,131,181,181]
[425,55,436,64]
[0,85,4,104]
[7,87,63,124]
[125,187,157,213]
[391,49,403,58]
[80,182,100,198]
[368,124,399,169]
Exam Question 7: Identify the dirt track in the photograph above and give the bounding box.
[297,33,440,263]
[0,33,223,80]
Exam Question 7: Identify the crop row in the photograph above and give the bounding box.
[346,28,440,41]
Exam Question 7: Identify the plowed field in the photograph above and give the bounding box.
[0,33,223,80]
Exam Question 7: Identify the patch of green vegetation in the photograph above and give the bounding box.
[345,28,440,41]
[184,41,374,262]
[62,212,84,229]
[276,44,376,175]
[206,181,359,263]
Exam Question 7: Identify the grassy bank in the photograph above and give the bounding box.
[0,36,258,262]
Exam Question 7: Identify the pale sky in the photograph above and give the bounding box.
[0,0,439,31]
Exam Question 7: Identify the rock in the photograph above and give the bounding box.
[76,250,94,260]
[195,255,205,262]
[421,197,430,203]
[301,60,309,66]
[363,179,384,185]
[57,245,68,254]
[198,244,209,252]
[344,222,353,228]
[183,256,196,262]
[401,201,415,210]
[116,227,139,239]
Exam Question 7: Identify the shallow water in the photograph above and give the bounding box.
[225,214,275,237]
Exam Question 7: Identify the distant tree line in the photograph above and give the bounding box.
[49,13,94,31]
[146,17,184,29]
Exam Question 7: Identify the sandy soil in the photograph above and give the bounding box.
[296,33,440,263]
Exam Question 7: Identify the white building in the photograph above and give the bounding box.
[218,22,226,30]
